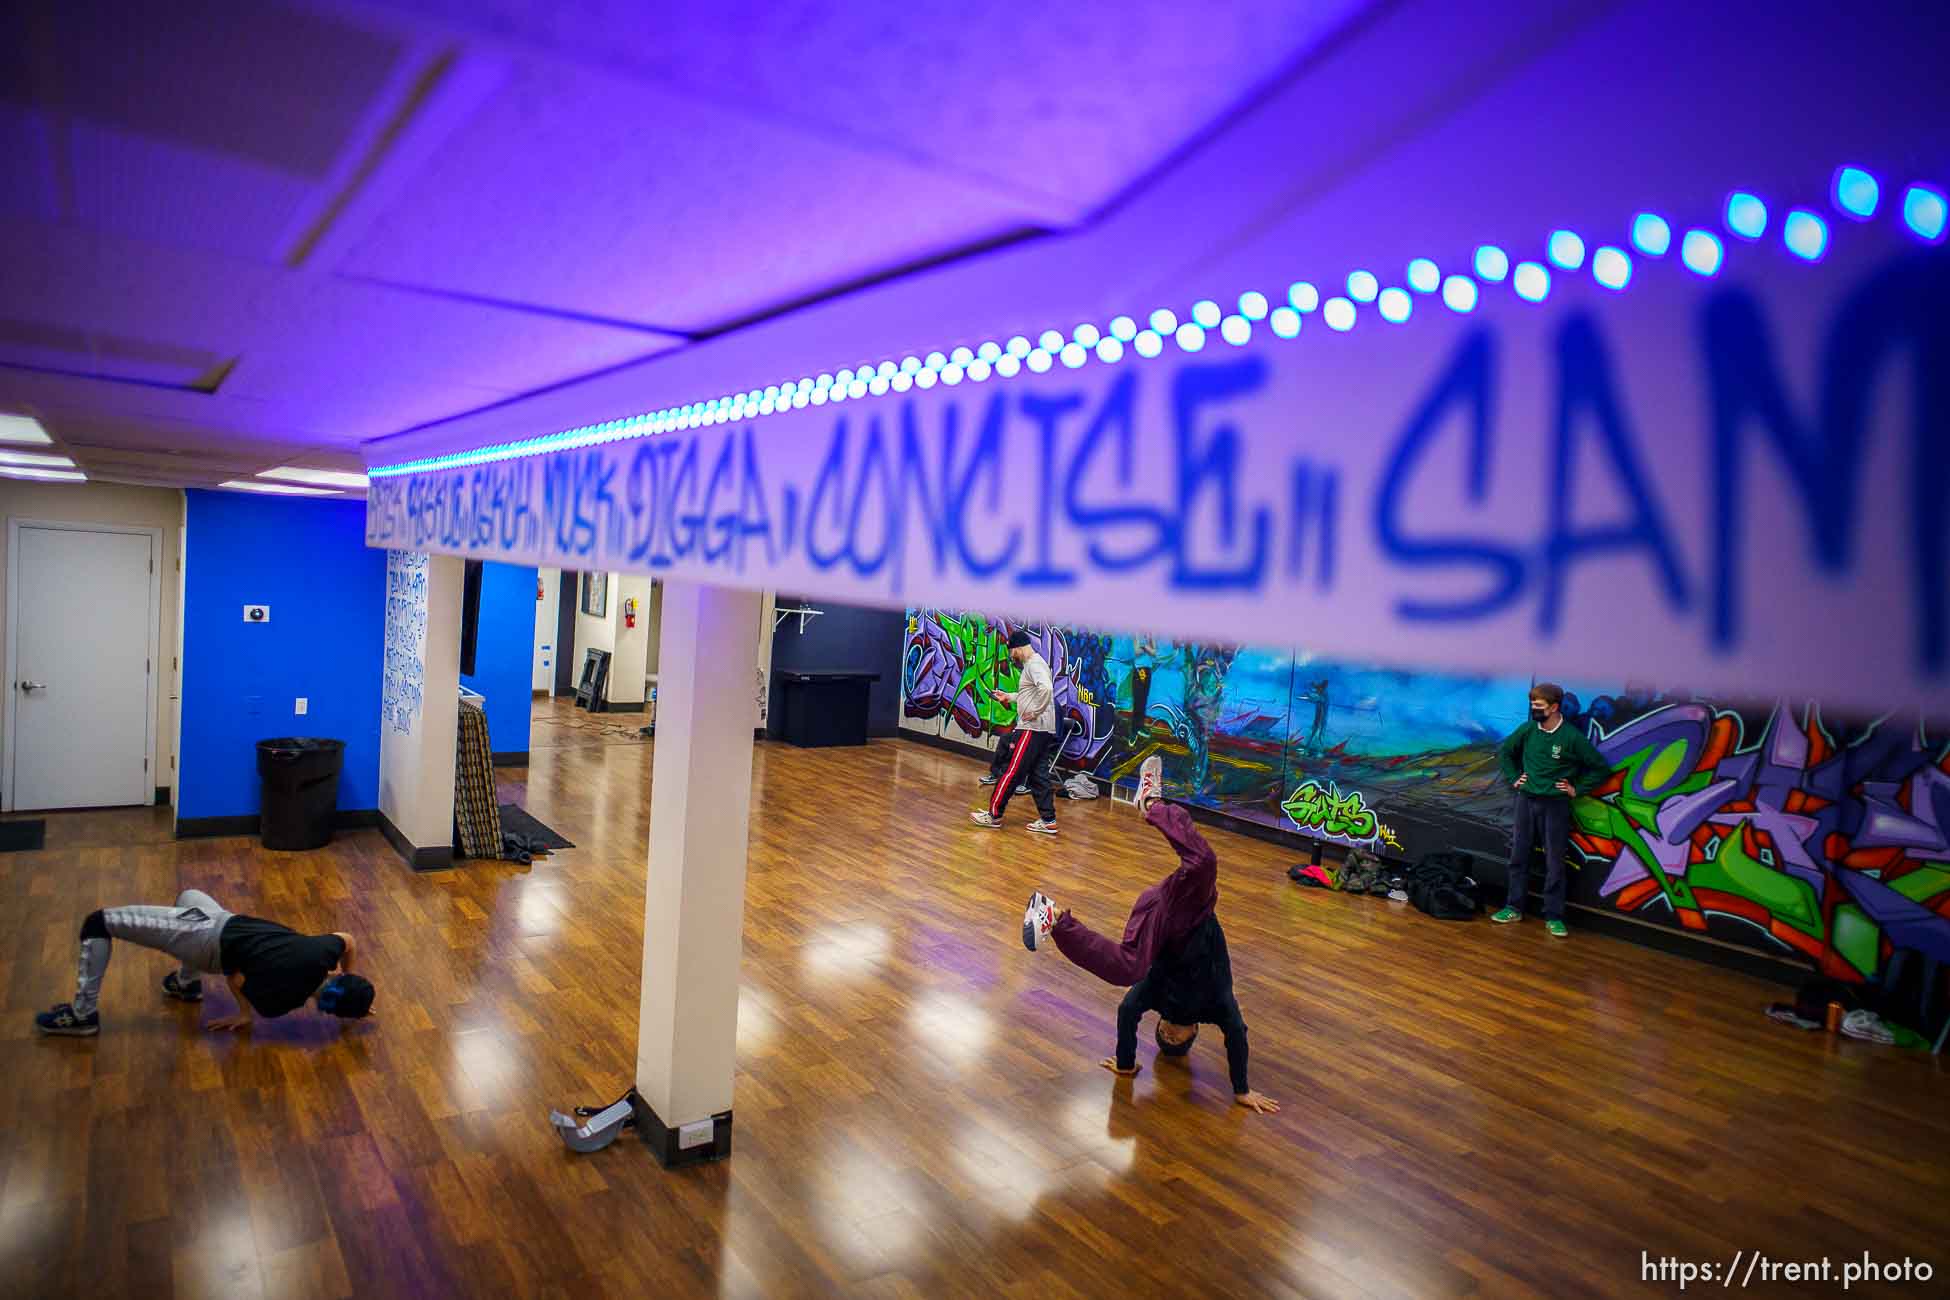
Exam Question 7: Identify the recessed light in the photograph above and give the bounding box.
[0,450,76,468]
[219,480,339,496]
[257,466,369,489]
[0,466,86,482]
[0,414,53,445]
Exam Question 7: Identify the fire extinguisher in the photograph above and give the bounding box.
[624,596,638,628]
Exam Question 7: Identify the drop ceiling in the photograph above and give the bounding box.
[0,0,1373,495]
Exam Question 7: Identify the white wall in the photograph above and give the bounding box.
[0,480,184,795]
[755,590,775,729]
[643,580,662,676]
[533,566,559,692]
[610,574,654,707]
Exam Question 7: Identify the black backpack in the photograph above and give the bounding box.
[1407,849,1482,920]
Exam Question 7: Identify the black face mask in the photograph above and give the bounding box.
[1531,704,1549,719]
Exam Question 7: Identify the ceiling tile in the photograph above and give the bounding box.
[337,62,1054,332]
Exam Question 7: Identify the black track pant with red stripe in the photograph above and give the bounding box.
[988,729,1019,781]
[990,730,1058,822]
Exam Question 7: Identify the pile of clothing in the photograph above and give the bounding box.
[1332,848,1405,899]
[1288,845,1482,919]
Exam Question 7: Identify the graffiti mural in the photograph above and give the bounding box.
[900,614,1950,982]
[383,550,429,735]
[901,610,1116,767]
[902,613,1526,854]
[1282,780,1400,849]
[1570,699,1950,981]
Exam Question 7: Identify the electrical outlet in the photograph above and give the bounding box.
[678,1119,715,1150]
[295,697,308,715]
[243,604,270,623]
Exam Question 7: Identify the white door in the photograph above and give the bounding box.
[9,525,156,810]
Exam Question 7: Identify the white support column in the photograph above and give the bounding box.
[632,578,760,1164]
[377,551,461,869]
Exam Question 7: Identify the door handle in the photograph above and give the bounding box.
[18,681,45,692]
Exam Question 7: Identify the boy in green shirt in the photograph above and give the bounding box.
[1492,683,1610,936]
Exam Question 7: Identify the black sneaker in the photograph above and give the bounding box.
[35,1003,99,1036]
[162,972,204,1002]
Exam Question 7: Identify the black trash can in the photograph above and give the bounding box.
[256,738,346,851]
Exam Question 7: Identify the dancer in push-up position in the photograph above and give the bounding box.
[1021,758,1279,1114]
[34,888,374,1036]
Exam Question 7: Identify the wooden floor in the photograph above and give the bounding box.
[2,696,1944,1299]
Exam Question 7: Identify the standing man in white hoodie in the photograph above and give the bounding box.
[971,629,1060,835]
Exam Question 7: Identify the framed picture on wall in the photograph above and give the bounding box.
[581,571,608,618]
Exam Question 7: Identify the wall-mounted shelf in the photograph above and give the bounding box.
[774,605,824,634]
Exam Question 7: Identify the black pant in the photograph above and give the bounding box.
[988,730,1019,781]
[989,730,1057,821]
[1506,792,1571,920]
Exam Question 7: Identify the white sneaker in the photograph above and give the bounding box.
[1137,755,1163,808]
[1022,892,1056,950]
[1026,819,1058,836]
[970,811,1002,828]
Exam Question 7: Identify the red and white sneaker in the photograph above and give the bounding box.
[970,811,1003,828]
[1022,892,1057,950]
[1025,819,1058,836]
[1136,755,1163,809]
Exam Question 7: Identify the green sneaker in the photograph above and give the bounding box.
[1491,907,1521,924]
[1546,919,1569,938]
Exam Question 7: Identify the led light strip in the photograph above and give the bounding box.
[371,165,1946,479]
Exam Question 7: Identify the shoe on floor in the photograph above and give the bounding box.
[162,972,204,1002]
[1022,891,1057,950]
[35,1003,99,1037]
[970,811,1002,828]
[1840,1009,1895,1044]
[978,775,999,786]
[1026,819,1058,836]
[1491,907,1521,924]
[1766,1004,1823,1030]
[1545,919,1569,938]
[1014,785,1029,795]
[1137,754,1163,807]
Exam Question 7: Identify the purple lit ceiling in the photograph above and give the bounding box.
[0,0,1370,491]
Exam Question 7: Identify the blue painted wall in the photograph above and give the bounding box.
[769,595,905,737]
[178,491,386,819]
[460,559,537,755]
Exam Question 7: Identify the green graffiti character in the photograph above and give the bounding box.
[1282,780,1381,842]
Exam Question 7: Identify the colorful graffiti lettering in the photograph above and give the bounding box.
[901,610,1116,767]
[1281,779,1398,848]
[1572,701,1950,982]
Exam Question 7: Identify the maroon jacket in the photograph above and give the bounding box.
[1052,801,1218,985]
